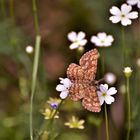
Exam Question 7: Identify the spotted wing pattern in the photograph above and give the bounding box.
[66,48,101,112]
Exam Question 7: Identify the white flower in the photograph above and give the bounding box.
[109,3,138,26]
[104,72,117,85]
[91,32,114,47]
[56,78,72,99]
[26,46,34,53]
[123,67,133,77]
[97,84,117,105]
[67,31,87,50]
[127,0,140,9]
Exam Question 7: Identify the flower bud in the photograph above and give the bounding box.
[123,67,132,78]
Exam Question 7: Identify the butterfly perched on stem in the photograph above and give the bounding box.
[67,49,101,112]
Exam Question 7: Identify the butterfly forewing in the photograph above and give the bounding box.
[79,49,99,81]
[67,63,85,81]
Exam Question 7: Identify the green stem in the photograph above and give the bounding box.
[32,0,40,35]
[126,77,131,140]
[105,103,109,140]
[121,27,125,66]
[97,126,101,140]
[102,52,105,75]
[9,0,14,18]
[1,0,6,17]
[30,35,41,140]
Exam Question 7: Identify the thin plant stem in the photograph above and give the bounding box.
[105,103,110,140]
[9,0,14,18]
[1,0,6,17]
[138,9,140,55]
[102,52,105,75]
[32,0,40,35]
[126,77,131,140]
[97,126,101,140]
[30,35,41,140]
[121,27,125,66]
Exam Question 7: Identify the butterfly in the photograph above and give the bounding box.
[67,48,101,112]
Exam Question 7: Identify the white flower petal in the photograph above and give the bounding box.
[127,0,138,5]
[121,18,132,26]
[68,32,77,42]
[104,96,112,104]
[98,96,105,105]
[60,91,69,99]
[121,4,132,14]
[56,84,66,92]
[63,78,72,88]
[105,95,115,104]
[107,87,117,95]
[69,42,79,50]
[97,91,102,96]
[99,84,108,93]
[106,35,114,43]
[109,16,121,23]
[79,39,87,46]
[110,6,121,16]
[138,2,140,8]
[77,31,86,41]
[91,36,100,44]
[121,3,132,15]
[127,12,138,19]
[97,32,107,40]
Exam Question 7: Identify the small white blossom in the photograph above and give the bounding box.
[127,0,140,9]
[91,32,114,47]
[56,78,72,99]
[123,67,133,77]
[104,72,117,85]
[26,46,34,53]
[97,84,117,105]
[109,3,138,26]
[67,31,87,50]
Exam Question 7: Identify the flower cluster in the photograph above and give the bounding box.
[68,31,114,49]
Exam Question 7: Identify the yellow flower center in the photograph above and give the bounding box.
[121,14,125,18]
[102,92,106,97]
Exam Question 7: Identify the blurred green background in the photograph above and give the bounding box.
[0,0,140,140]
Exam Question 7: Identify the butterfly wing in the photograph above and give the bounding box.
[82,86,101,112]
[79,48,99,82]
[67,63,85,81]
[69,83,87,101]
[67,63,87,101]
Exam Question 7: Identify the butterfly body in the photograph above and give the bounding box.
[67,49,101,112]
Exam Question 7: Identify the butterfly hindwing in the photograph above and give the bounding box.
[82,86,101,112]
[69,82,87,101]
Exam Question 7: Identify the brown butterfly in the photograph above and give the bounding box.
[67,48,101,112]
